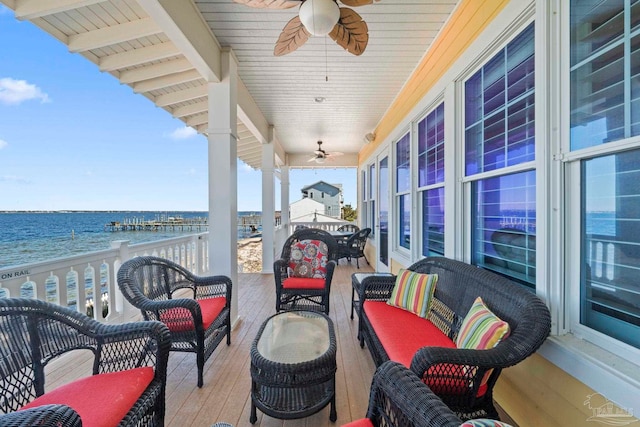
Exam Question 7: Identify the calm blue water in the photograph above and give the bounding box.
[0,211,261,269]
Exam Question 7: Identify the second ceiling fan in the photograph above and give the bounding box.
[233,0,377,56]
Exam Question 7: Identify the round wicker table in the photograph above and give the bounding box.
[249,310,337,423]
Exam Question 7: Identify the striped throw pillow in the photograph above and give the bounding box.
[460,420,514,427]
[456,297,510,350]
[387,269,438,318]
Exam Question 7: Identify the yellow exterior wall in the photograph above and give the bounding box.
[495,354,638,427]
[358,0,639,424]
[359,0,511,163]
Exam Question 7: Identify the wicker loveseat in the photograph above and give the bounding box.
[0,298,170,427]
[357,257,551,420]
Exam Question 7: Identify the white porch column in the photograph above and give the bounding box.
[280,165,290,227]
[261,134,275,273]
[207,48,238,323]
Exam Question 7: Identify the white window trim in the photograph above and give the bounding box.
[540,0,640,412]
[393,134,412,262]
[416,98,447,259]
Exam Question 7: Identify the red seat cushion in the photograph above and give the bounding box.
[21,367,154,427]
[364,301,456,368]
[342,419,374,427]
[282,277,326,290]
[364,301,488,397]
[160,297,226,332]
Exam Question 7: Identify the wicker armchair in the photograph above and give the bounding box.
[0,298,170,427]
[337,227,371,268]
[274,228,338,314]
[358,257,551,420]
[117,256,232,387]
[344,361,513,427]
[337,224,360,233]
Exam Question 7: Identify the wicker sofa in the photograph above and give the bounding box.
[0,298,170,427]
[357,257,551,420]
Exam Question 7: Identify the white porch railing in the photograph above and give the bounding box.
[0,233,209,324]
[0,220,352,324]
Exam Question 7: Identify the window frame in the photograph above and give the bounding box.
[460,20,538,289]
[394,130,412,254]
[417,101,446,257]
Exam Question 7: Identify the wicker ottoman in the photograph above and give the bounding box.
[250,310,337,423]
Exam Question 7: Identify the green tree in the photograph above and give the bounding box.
[342,204,357,222]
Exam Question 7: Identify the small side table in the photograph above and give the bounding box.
[351,272,394,319]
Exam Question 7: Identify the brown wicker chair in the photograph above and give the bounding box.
[274,228,338,314]
[0,298,170,427]
[117,256,232,387]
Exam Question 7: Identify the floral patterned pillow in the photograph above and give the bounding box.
[288,239,329,279]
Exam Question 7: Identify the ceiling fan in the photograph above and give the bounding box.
[233,0,378,56]
[308,140,343,164]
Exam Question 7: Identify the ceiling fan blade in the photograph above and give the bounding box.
[326,151,345,157]
[274,16,311,56]
[307,156,319,162]
[233,0,300,9]
[339,0,374,6]
[329,8,369,56]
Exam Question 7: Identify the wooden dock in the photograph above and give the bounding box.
[105,213,280,233]
[104,215,208,232]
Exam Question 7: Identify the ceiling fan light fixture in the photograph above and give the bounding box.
[299,0,340,36]
[315,156,326,164]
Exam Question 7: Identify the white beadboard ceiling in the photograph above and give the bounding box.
[2,0,459,169]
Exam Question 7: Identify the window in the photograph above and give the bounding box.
[366,164,376,235]
[395,132,411,250]
[581,150,640,349]
[570,0,640,149]
[418,103,445,256]
[570,0,640,351]
[472,171,536,288]
[464,23,536,287]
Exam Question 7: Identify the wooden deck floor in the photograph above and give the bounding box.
[46,261,377,427]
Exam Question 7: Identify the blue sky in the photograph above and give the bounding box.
[0,7,356,212]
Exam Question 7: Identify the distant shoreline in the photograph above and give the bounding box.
[0,210,262,214]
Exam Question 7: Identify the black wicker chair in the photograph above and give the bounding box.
[357,257,551,421]
[274,228,338,314]
[344,361,513,427]
[0,298,170,427]
[337,227,371,268]
[337,224,360,233]
[117,256,232,388]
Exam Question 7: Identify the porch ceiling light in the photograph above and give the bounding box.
[299,0,340,36]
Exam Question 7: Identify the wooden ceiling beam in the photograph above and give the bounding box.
[119,58,193,84]
[133,69,202,93]
[99,42,180,72]
[171,100,208,118]
[155,85,207,107]
[68,17,162,52]
[186,113,208,127]
[14,0,104,20]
